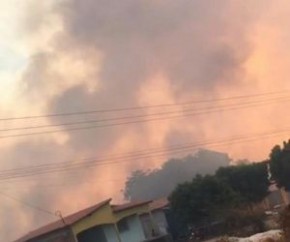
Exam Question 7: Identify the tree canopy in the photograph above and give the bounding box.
[269,140,290,191]
[216,162,270,204]
[169,162,270,226]
[169,175,238,225]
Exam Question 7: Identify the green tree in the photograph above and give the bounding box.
[169,175,238,225]
[269,140,290,191]
[216,162,270,205]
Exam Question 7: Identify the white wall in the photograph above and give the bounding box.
[152,210,169,235]
[119,215,146,242]
[140,214,152,239]
[103,225,120,242]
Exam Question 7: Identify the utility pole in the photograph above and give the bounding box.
[55,210,66,225]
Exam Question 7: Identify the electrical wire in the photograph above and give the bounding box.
[3,91,290,218]
[0,191,56,216]
[0,126,289,182]
[1,90,290,121]
[1,95,290,139]
[1,95,290,133]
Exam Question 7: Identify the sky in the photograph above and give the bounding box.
[2,0,290,241]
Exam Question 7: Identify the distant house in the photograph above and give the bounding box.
[15,199,173,242]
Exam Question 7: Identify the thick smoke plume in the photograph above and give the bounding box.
[3,0,290,241]
[124,149,230,201]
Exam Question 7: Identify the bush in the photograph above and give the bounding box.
[280,204,290,239]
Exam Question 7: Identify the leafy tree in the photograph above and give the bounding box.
[169,175,238,225]
[216,162,270,205]
[269,140,290,191]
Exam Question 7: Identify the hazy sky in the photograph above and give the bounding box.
[2,0,290,241]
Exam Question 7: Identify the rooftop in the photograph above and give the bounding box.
[15,199,111,242]
[15,198,166,242]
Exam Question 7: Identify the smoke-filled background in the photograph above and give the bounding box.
[2,0,290,240]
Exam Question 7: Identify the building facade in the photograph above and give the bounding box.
[16,199,172,242]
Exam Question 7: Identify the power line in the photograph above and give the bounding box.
[1,96,290,139]
[0,191,56,216]
[0,177,125,191]
[1,90,290,121]
[1,95,290,133]
[0,126,289,190]
[0,126,289,182]
[0,129,288,218]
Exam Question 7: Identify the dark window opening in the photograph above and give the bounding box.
[77,226,107,242]
[117,218,129,233]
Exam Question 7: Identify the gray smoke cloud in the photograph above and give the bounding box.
[3,0,274,241]
[124,149,231,201]
[45,0,261,155]
[0,140,70,241]
[57,0,252,91]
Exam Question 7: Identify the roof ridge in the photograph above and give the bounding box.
[15,198,112,242]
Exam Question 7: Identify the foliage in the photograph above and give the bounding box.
[169,162,270,233]
[280,204,290,240]
[216,162,270,205]
[169,174,239,225]
[124,149,230,201]
[269,140,290,191]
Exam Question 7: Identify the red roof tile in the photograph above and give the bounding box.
[15,199,111,242]
[112,200,151,213]
[149,198,169,211]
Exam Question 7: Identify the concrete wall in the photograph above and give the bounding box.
[114,204,150,221]
[118,215,145,242]
[140,214,153,239]
[152,211,168,235]
[103,225,120,242]
[72,202,115,236]
[72,201,151,239]
[28,228,76,242]
[23,201,155,242]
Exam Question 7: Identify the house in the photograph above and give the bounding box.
[142,198,189,241]
[139,198,170,239]
[149,198,170,235]
[15,199,173,242]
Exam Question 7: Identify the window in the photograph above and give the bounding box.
[117,218,129,233]
[77,226,107,242]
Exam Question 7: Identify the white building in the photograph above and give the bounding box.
[15,198,172,242]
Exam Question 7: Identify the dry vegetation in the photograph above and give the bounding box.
[280,204,290,240]
[215,204,290,242]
